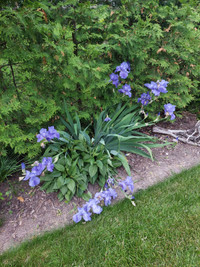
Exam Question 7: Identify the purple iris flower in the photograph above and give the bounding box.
[119,70,129,79]
[118,84,132,97]
[104,116,111,122]
[107,178,114,185]
[24,170,32,181]
[86,199,103,214]
[23,170,41,187]
[73,207,92,223]
[47,126,60,141]
[21,163,25,171]
[79,206,92,221]
[113,80,119,87]
[137,92,151,106]
[95,189,117,206]
[107,188,117,199]
[32,163,45,175]
[42,157,54,172]
[110,73,118,81]
[159,80,169,93]
[73,187,118,223]
[115,62,130,72]
[118,176,134,193]
[118,180,127,191]
[110,73,119,88]
[94,192,104,201]
[164,103,176,120]
[144,80,168,96]
[23,157,54,187]
[73,213,82,223]
[125,176,134,193]
[47,163,54,172]
[101,191,112,206]
[115,62,130,79]
[37,128,48,142]
[36,126,60,142]
[29,176,40,187]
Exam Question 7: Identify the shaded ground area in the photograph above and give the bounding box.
[0,112,200,253]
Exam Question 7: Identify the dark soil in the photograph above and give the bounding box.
[0,112,200,254]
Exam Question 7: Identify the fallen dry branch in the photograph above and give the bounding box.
[153,121,200,147]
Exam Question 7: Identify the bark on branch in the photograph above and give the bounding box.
[9,60,20,100]
[153,121,200,147]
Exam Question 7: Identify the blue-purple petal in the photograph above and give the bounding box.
[29,176,40,187]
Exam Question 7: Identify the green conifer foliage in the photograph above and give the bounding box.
[0,0,199,157]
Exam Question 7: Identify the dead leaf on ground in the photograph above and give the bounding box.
[17,196,25,202]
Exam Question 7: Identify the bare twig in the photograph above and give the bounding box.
[153,122,200,147]
[0,63,20,70]
[9,60,21,100]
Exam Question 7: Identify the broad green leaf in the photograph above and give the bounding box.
[110,150,118,156]
[46,183,55,193]
[82,191,92,201]
[58,192,64,201]
[107,159,113,166]
[98,176,106,188]
[89,165,98,177]
[96,160,103,170]
[67,179,76,193]
[60,185,68,195]
[40,181,51,191]
[55,164,65,172]
[64,190,72,201]
[57,176,65,189]
[40,175,53,182]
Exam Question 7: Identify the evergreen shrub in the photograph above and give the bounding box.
[0,0,199,157]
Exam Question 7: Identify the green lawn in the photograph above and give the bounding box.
[1,165,200,267]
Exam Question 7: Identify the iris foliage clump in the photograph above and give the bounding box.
[21,62,175,210]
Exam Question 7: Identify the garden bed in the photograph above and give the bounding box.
[0,112,200,253]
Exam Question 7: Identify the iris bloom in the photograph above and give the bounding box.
[164,103,176,120]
